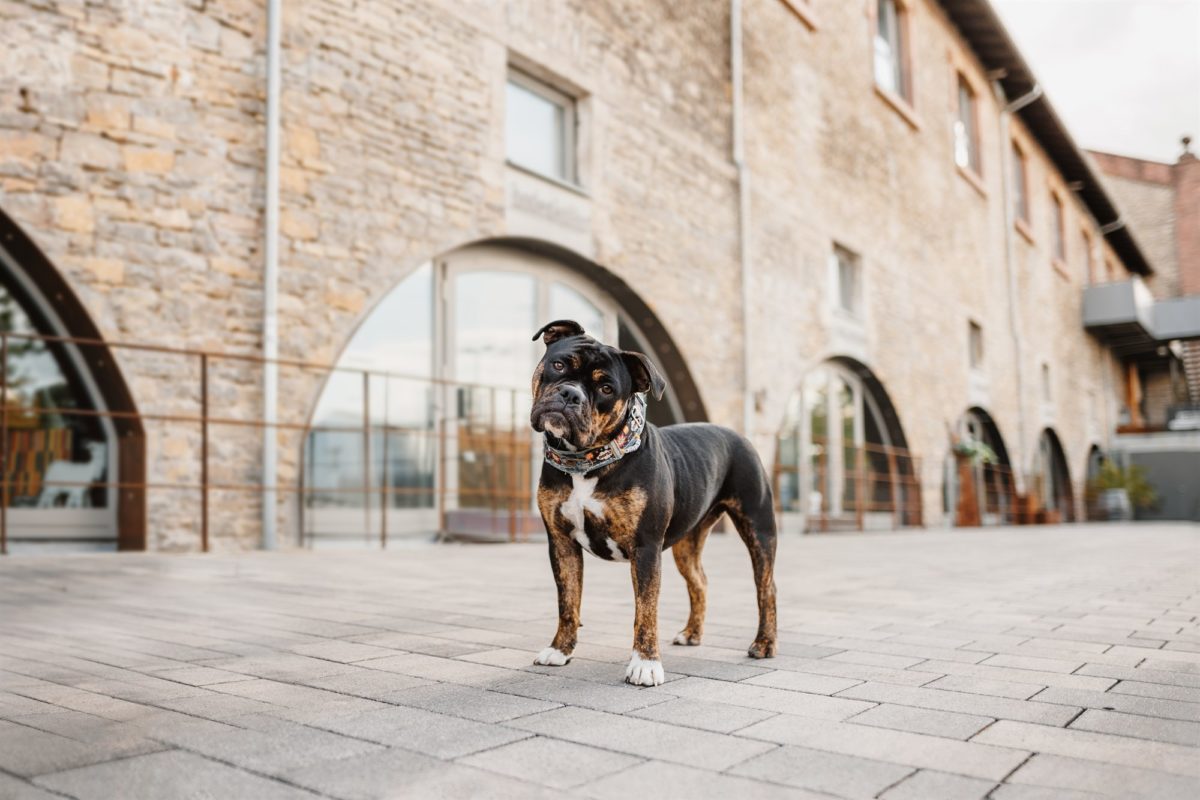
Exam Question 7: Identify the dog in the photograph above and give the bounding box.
[528,319,778,686]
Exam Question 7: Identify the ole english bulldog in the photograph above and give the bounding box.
[529,319,778,686]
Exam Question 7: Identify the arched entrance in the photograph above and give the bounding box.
[1033,428,1075,522]
[774,358,917,533]
[301,240,705,546]
[0,209,144,552]
[944,407,1015,527]
[1084,444,1105,520]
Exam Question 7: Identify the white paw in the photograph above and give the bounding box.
[672,631,698,645]
[624,651,665,686]
[534,647,570,666]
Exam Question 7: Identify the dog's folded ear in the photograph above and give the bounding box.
[532,319,586,345]
[621,351,666,401]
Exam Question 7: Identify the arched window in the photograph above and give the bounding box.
[775,359,915,533]
[0,209,141,552]
[303,243,690,547]
[1034,428,1074,522]
[944,408,1014,527]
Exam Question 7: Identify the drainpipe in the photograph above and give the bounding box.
[995,80,1042,487]
[732,0,754,438]
[261,0,282,550]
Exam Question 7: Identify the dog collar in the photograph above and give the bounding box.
[543,393,647,476]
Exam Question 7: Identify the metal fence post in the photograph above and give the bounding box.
[200,352,209,553]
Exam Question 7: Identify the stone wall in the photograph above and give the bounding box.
[1,0,1146,545]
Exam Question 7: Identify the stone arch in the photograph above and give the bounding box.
[298,236,707,546]
[774,356,917,532]
[1035,427,1075,523]
[945,406,1015,527]
[0,208,145,550]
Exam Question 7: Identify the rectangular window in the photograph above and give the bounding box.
[954,75,980,174]
[968,320,983,370]
[1042,363,1052,402]
[506,70,575,183]
[874,0,908,100]
[1052,193,1066,262]
[832,244,861,316]
[1012,143,1029,224]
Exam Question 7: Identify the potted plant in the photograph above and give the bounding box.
[1088,460,1157,521]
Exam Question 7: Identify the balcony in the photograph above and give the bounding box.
[1083,277,1200,357]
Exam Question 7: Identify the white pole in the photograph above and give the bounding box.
[262,0,282,549]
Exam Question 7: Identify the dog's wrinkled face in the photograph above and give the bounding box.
[530,320,665,450]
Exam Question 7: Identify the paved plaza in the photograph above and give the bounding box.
[1,524,1198,799]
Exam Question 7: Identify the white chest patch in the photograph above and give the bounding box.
[560,474,628,561]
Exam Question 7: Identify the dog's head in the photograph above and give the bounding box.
[529,320,665,450]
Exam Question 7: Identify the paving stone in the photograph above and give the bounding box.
[0,773,62,800]
[742,670,864,695]
[744,654,940,686]
[498,674,674,713]
[737,713,1029,780]
[836,681,1078,725]
[981,653,1087,673]
[0,719,166,778]
[973,719,1200,777]
[141,666,250,686]
[822,637,988,664]
[824,650,926,669]
[848,703,993,740]
[348,631,495,657]
[1109,680,1200,704]
[458,647,547,669]
[626,697,777,732]
[579,760,827,800]
[878,769,996,799]
[34,749,319,799]
[202,654,358,682]
[1007,752,1199,799]
[1069,708,1200,747]
[307,704,531,758]
[923,674,1044,700]
[1033,686,1200,722]
[287,640,399,663]
[1076,663,1200,689]
[506,706,775,771]
[728,744,915,798]
[355,652,519,685]
[298,668,434,699]
[458,735,642,789]
[383,682,560,722]
[910,660,1117,692]
[989,783,1103,799]
[662,676,874,720]
[209,678,387,713]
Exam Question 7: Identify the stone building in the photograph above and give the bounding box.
[0,0,1175,552]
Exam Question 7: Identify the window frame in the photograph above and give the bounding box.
[505,68,578,186]
[968,320,984,371]
[1011,140,1033,239]
[1050,190,1067,267]
[954,72,982,178]
[831,243,863,319]
[872,0,916,124]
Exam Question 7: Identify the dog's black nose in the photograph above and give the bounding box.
[557,383,586,406]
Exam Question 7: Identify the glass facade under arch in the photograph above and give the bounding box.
[303,245,683,546]
[775,361,915,533]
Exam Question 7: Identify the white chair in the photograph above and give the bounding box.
[37,441,107,508]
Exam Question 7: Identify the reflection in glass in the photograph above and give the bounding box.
[506,79,566,180]
[0,283,107,508]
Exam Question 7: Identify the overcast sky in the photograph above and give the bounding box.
[992,0,1200,163]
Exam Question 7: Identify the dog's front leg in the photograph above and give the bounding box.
[625,544,664,686]
[535,532,583,666]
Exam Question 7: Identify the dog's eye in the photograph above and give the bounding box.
[599,385,614,396]
[552,361,565,371]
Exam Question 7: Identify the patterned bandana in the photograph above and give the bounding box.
[543,393,648,475]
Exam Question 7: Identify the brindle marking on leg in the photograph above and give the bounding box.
[536,483,584,663]
[671,517,714,646]
[627,543,663,685]
[726,499,778,659]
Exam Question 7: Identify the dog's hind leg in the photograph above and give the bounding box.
[671,516,716,646]
[728,495,778,659]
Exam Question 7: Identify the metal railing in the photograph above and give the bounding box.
[0,330,538,553]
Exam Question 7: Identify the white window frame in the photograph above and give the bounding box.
[505,69,577,186]
[968,320,984,371]
[831,243,863,318]
[874,0,909,101]
[954,74,980,175]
